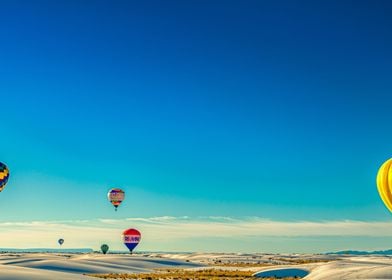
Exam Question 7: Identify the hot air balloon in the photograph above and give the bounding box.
[0,162,10,192]
[101,244,109,254]
[377,158,392,212]
[122,228,141,254]
[58,238,64,246]
[108,188,125,211]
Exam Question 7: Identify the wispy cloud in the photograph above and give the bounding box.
[1,217,392,252]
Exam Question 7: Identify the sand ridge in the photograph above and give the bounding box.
[0,253,201,280]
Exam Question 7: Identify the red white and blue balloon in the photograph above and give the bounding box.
[122,228,141,253]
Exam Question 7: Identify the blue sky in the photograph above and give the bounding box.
[1,0,392,252]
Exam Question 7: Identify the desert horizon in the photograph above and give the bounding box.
[0,251,392,279]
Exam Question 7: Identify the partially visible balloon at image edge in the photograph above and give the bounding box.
[0,162,10,192]
[376,158,392,212]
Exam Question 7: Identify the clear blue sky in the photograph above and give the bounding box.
[1,0,392,252]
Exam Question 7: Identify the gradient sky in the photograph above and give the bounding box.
[1,0,392,252]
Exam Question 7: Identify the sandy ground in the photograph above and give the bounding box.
[155,253,392,279]
[303,256,392,280]
[0,253,201,279]
[1,252,392,279]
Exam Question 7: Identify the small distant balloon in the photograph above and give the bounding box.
[122,228,141,253]
[58,238,64,246]
[108,188,125,211]
[101,244,109,254]
[0,162,10,192]
[377,158,392,212]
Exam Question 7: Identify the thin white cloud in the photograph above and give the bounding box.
[1,217,392,251]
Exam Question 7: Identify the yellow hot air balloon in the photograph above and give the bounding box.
[376,158,392,212]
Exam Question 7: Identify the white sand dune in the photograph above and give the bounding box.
[303,256,392,280]
[251,255,392,279]
[0,253,202,280]
[0,265,94,280]
[2,252,392,279]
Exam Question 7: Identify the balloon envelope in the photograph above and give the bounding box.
[377,158,392,212]
[122,228,141,252]
[101,244,109,254]
[0,162,10,192]
[58,238,64,246]
[108,188,125,210]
